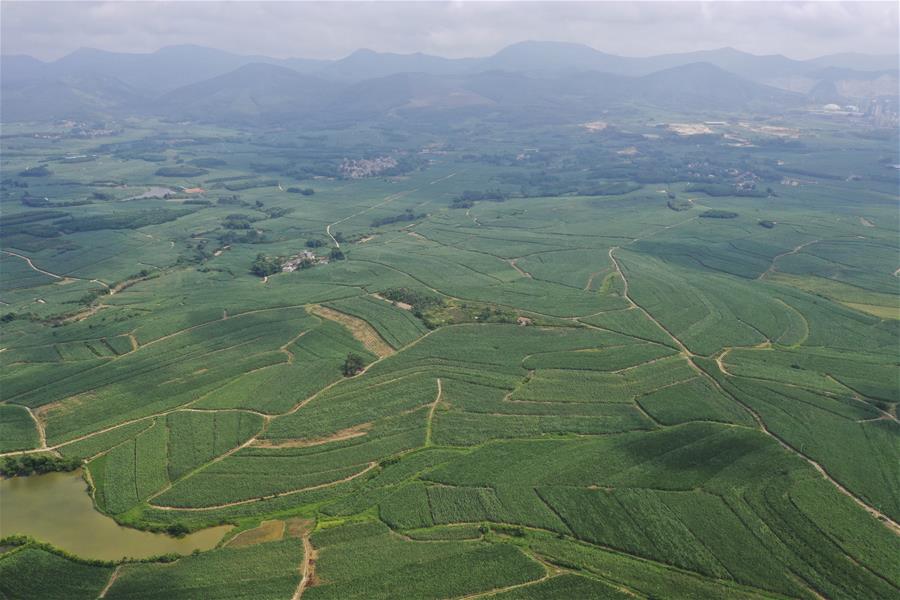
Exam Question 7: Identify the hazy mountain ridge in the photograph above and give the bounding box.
[1,41,895,123]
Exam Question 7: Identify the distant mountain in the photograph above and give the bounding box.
[325,49,474,81]
[312,42,897,97]
[478,41,628,74]
[1,42,895,123]
[41,45,295,93]
[807,53,899,72]
[1,73,143,122]
[0,54,46,85]
[634,62,803,110]
[158,63,338,122]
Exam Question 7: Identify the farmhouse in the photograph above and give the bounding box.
[282,250,328,272]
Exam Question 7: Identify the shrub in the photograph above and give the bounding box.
[700,210,738,219]
[1,454,82,477]
[342,353,365,376]
[19,165,52,177]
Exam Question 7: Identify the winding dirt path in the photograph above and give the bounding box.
[251,423,371,449]
[1,249,63,279]
[715,349,732,376]
[450,573,555,600]
[508,259,532,279]
[424,378,443,447]
[325,172,457,247]
[757,240,820,280]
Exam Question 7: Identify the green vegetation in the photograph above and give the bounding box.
[371,209,426,227]
[287,187,315,195]
[155,166,208,177]
[1,454,82,477]
[104,539,302,599]
[699,209,739,218]
[0,404,39,452]
[0,545,113,600]
[18,165,52,177]
[342,352,365,376]
[1,98,897,600]
[250,253,281,277]
[305,521,544,599]
[56,209,194,233]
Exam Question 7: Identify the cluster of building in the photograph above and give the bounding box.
[282,250,328,272]
[339,156,398,178]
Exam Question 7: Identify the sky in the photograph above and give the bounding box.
[2,1,898,62]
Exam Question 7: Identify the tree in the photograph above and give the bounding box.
[342,353,365,376]
[250,253,281,277]
[330,248,345,260]
[166,523,190,537]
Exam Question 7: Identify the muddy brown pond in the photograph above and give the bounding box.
[0,470,230,560]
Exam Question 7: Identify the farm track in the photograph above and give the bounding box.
[449,571,554,600]
[425,519,778,599]
[757,240,820,280]
[424,378,443,447]
[0,406,267,458]
[251,422,371,449]
[508,259,532,278]
[144,415,272,504]
[148,461,378,511]
[291,532,316,600]
[98,564,122,598]
[24,405,47,449]
[2,249,64,280]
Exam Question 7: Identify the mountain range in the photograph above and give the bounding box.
[1,41,896,124]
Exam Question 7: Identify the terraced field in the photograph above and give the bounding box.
[1,114,897,599]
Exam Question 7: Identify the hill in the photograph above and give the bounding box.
[158,62,339,123]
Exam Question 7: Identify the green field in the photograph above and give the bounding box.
[1,107,897,600]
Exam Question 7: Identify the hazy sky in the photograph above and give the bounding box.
[2,1,898,61]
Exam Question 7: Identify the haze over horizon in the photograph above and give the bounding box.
[2,1,898,62]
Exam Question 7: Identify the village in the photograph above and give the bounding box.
[281,249,329,272]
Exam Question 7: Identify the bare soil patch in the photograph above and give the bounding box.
[581,120,607,131]
[285,518,314,539]
[308,305,394,357]
[372,293,412,311]
[226,520,285,548]
[667,123,713,136]
[251,423,372,449]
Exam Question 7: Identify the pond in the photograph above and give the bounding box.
[0,470,231,560]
